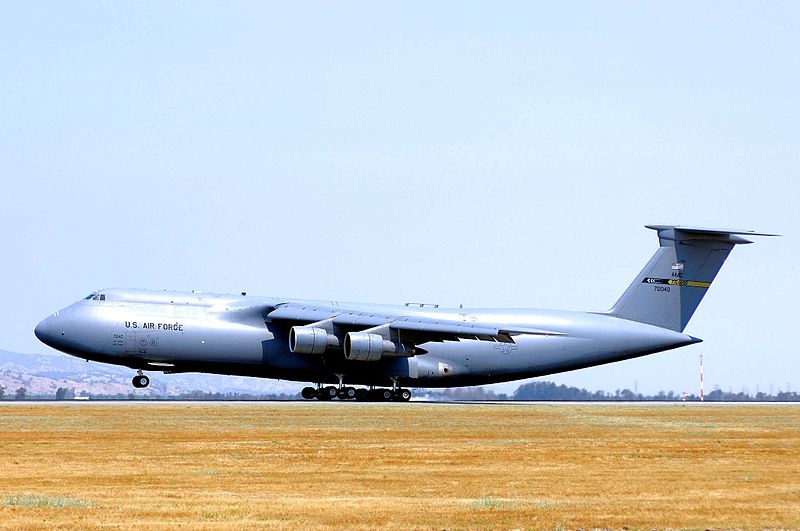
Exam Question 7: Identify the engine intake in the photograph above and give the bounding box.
[289,326,338,354]
[343,332,414,361]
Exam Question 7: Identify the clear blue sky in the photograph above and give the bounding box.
[2,2,797,395]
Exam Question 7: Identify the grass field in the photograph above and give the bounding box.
[0,403,798,529]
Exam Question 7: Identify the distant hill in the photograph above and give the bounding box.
[0,349,300,398]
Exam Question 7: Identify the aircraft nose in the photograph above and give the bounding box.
[34,314,60,348]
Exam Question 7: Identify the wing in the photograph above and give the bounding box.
[266,301,561,361]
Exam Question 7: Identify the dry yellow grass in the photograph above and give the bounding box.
[0,402,798,529]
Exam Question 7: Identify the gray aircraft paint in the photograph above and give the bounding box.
[608,225,773,332]
[34,226,775,393]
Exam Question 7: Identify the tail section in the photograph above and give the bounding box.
[609,225,777,332]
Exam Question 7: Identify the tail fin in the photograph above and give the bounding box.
[609,225,777,332]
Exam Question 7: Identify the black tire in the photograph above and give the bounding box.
[381,389,393,401]
[400,389,412,402]
[344,387,356,400]
[355,388,368,401]
[133,375,149,388]
[318,386,337,400]
[131,377,142,388]
[301,387,317,400]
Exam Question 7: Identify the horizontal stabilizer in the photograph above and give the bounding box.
[645,225,780,244]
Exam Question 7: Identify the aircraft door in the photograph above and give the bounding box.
[124,332,137,354]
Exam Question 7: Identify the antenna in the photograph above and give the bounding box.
[699,352,704,402]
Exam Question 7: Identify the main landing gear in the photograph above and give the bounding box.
[132,370,150,388]
[301,382,412,402]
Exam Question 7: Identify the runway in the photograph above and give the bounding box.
[1,399,797,406]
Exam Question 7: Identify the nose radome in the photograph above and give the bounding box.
[34,317,48,341]
[34,315,59,347]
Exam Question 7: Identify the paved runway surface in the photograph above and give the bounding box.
[1,399,797,406]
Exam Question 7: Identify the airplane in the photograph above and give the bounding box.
[34,225,775,401]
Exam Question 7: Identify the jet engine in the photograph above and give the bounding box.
[289,326,339,354]
[343,332,414,361]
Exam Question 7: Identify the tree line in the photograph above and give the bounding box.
[510,381,799,402]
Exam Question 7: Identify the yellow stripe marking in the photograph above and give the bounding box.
[667,279,711,288]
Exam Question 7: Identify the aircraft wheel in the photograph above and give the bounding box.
[318,386,337,400]
[343,387,357,400]
[380,389,393,401]
[355,388,368,401]
[301,387,317,400]
[399,389,412,402]
[132,375,149,388]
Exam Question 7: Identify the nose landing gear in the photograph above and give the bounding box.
[132,370,150,389]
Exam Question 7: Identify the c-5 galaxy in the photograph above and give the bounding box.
[35,225,774,401]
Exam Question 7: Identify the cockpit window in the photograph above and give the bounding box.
[85,292,97,300]
[85,292,106,301]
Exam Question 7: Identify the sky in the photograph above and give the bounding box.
[1,2,797,395]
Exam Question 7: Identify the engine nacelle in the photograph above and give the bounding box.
[343,332,414,361]
[343,333,383,361]
[289,326,338,354]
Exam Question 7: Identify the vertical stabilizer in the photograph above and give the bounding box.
[608,226,776,332]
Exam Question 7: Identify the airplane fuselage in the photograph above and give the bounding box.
[35,287,697,389]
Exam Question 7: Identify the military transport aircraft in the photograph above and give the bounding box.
[34,225,775,401]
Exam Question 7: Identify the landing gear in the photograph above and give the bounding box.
[364,387,411,401]
[303,378,412,401]
[338,386,357,400]
[318,386,337,400]
[132,370,150,389]
[301,386,317,400]
[389,377,412,401]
